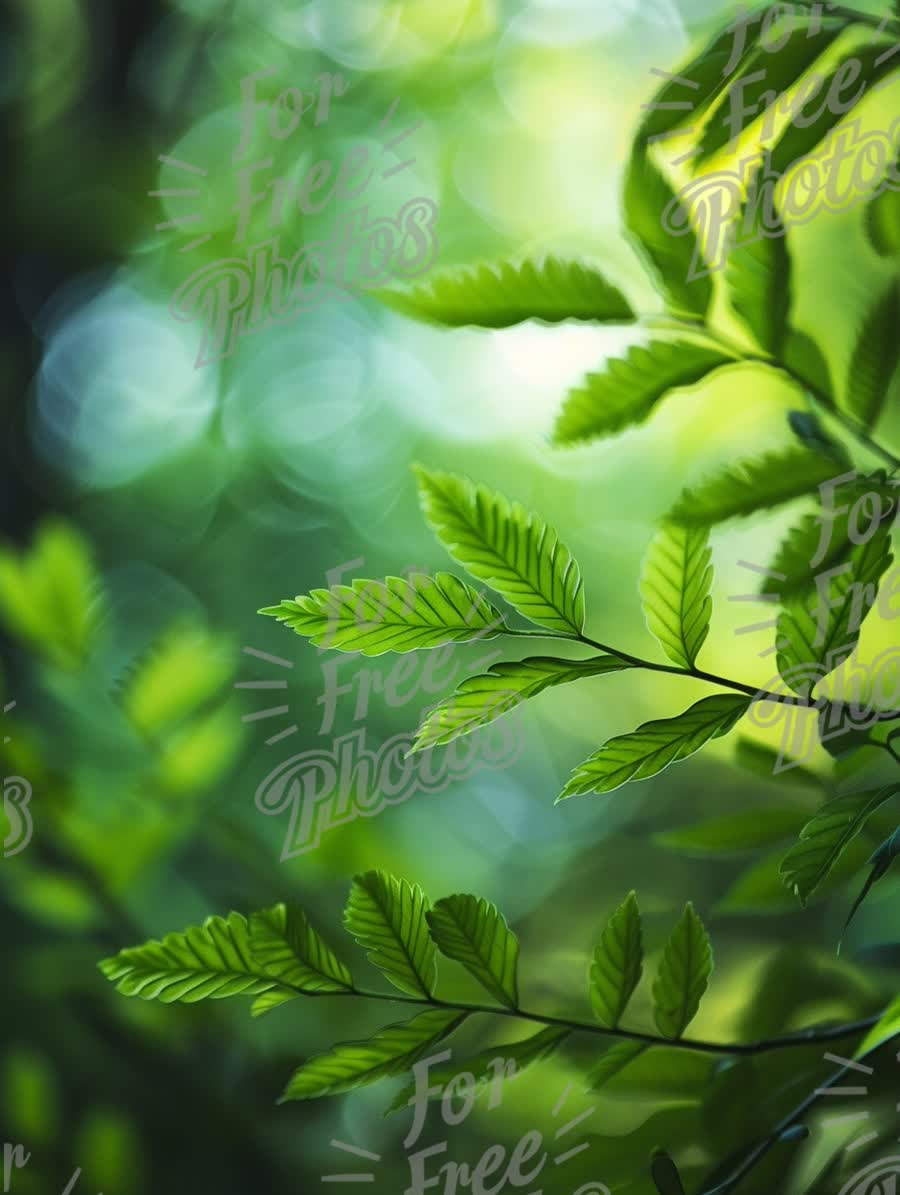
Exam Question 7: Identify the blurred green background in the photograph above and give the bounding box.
[3,1,900,1192]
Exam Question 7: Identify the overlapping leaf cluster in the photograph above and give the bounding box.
[100,872,714,1104]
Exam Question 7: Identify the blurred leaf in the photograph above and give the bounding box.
[74,1109,140,1195]
[776,522,894,696]
[554,341,733,446]
[4,865,101,932]
[787,411,845,462]
[414,467,585,635]
[733,738,823,790]
[623,149,712,316]
[385,1027,569,1115]
[738,943,879,1040]
[559,695,750,799]
[780,785,900,904]
[769,44,900,175]
[641,522,713,669]
[856,992,900,1057]
[602,1045,716,1095]
[98,913,282,1004]
[656,808,808,853]
[2,1050,59,1145]
[586,1040,647,1091]
[344,871,436,998]
[249,903,353,1015]
[652,903,712,1039]
[783,329,834,398]
[375,258,634,327]
[279,1010,467,1102]
[767,512,852,601]
[121,625,233,737]
[635,21,761,142]
[426,893,519,1009]
[651,1149,687,1195]
[722,837,874,913]
[154,701,242,793]
[842,280,900,427]
[697,25,843,163]
[865,176,900,257]
[260,572,506,656]
[841,826,900,946]
[0,520,101,670]
[590,892,643,1030]
[669,449,838,525]
[412,654,632,751]
[725,189,791,354]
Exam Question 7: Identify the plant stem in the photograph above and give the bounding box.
[699,1031,896,1195]
[289,981,879,1058]
[646,317,900,471]
[505,628,816,708]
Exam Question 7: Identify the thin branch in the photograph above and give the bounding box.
[698,1031,895,1195]
[649,317,900,472]
[503,628,818,708]
[289,982,879,1057]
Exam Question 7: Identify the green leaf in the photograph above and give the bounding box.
[733,738,823,791]
[279,1009,467,1102]
[344,872,436,998]
[767,513,852,601]
[722,837,874,913]
[783,329,834,398]
[374,257,634,327]
[414,467,584,635]
[641,522,713,670]
[652,903,713,1039]
[426,894,519,1009]
[590,892,643,1028]
[411,654,633,751]
[259,572,506,656]
[856,992,900,1058]
[668,449,838,526]
[623,149,712,317]
[634,22,761,143]
[697,25,843,164]
[841,827,900,946]
[559,694,750,800]
[586,1040,648,1091]
[843,280,900,427]
[0,520,102,670]
[776,522,894,696]
[780,785,900,904]
[787,411,845,462]
[98,913,282,1004]
[122,625,234,736]
[554,340,733,446]
[725,188,791,354]
[651,1150,687,1195]
[865,177,900,258]
[769,44,900,176]
[385,1027,568,1115]
[655,808,808,853]
[249,904,353,1015]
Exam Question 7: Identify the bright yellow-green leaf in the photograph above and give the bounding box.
[260,572,506,656]
[415,467,585,635]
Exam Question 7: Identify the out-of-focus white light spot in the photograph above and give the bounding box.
[32,277,217,488]
[505,0,684,47]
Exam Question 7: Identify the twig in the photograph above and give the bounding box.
[279,981,879,1057]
